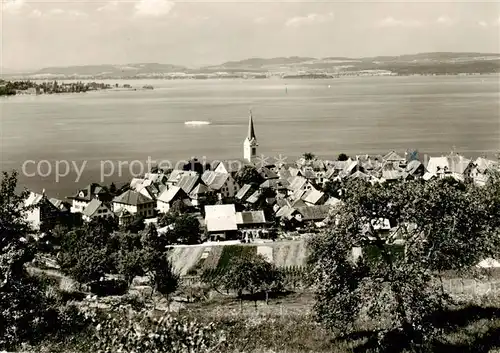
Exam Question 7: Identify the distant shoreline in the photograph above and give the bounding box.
[4,72,499,82]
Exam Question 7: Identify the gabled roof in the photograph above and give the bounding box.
[25,192,45,207]
[204,204,238,232]
[82,199,108,218]
[287,176,308,191]
[382,169,403,181]
[113,190,153,206]
[260,179,288,190]
[176,173,200,194]
[167,170,196,184]
[202,171,231,190]
[290,187,306,201]
[291,198,307,208]
[157,186,188,204]
[189,183,209,198]
[473,157,498,174]
[426,154,472,175]
[324,168,336,180]
[212,160,246,174]
[278,168,292,180]
[349,170,370,181]
[383,151,405,162]
[302,189,325,205]
[296,205,331,221]
[302,169,316,180]
[405,160,424,175]
[68,183,107,201]
[258,166,278,180]
[325,197,341,206]
[275,205,297,219]
[246,190,262,204]
[235,184,253,200]
[236,210,266,225]
[49,198,69,211]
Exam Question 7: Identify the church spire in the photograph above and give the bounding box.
[247,109,256,141]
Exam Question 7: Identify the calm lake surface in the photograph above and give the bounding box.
[1,76,499,198]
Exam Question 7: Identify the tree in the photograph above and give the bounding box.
[0,171,57,349]
[235,165,264,187]
[219,252,283,308]
[323,179,343,199]
[309,178,500,351]
[171,199,188,214]
[303,152,315,161]
[163,214,202,245]
[337,153,349,161]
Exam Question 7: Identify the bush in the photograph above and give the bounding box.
[91,308,226,353]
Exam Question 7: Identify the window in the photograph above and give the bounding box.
[252,148,256,155]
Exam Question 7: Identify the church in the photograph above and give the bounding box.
[243,110,258,163]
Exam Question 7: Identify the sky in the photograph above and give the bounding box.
[1,0,500,71]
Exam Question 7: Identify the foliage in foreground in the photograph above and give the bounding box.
[309,175,500,351]
[89,308,226,353]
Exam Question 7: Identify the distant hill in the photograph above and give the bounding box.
[4,52,500,79]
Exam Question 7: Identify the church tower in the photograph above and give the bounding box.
[243,110,258,163]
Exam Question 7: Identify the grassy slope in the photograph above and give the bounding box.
[169,241,310,276]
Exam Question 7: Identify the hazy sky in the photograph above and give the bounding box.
[1,0,499,70]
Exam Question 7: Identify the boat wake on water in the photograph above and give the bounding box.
[184,121,211,126]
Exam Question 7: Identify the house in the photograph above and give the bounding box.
[176,173,201,194]
[426,153,474,182]
[49,198,71,212]
[156,186,191,213]
[258,166,279,180]
[287,176,315,196]
[67,183,110,213]
[381,163,403,182]
[24,191,62,231]
[204,204,239,240]
[81,199,114,222]
[301,189,326,206]
[383,151,406,168]
[112,190,156,218]
[471,157,499,186]
[236,210,267,229]
[213,160,245,175]
[166,170,197,187]
[295,205,331,223]
[405,160,426,179]
[201,171,239,198]
[259,179,288,191]
[340,160,364,179]
[188,183,210,206]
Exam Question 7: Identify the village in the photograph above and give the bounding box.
[24,111,500,250]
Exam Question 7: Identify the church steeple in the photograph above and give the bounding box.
[243,110,258,163]
[247,109,256,141]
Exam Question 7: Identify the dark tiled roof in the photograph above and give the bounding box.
[258,166,279,180]
[68,183,106,201]
[296,205,331,221]
[113,190,153,206]
[236,210,266,225]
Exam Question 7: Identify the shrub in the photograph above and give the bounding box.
[91,308,226,353]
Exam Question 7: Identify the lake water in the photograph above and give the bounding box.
[1,76,499,198]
